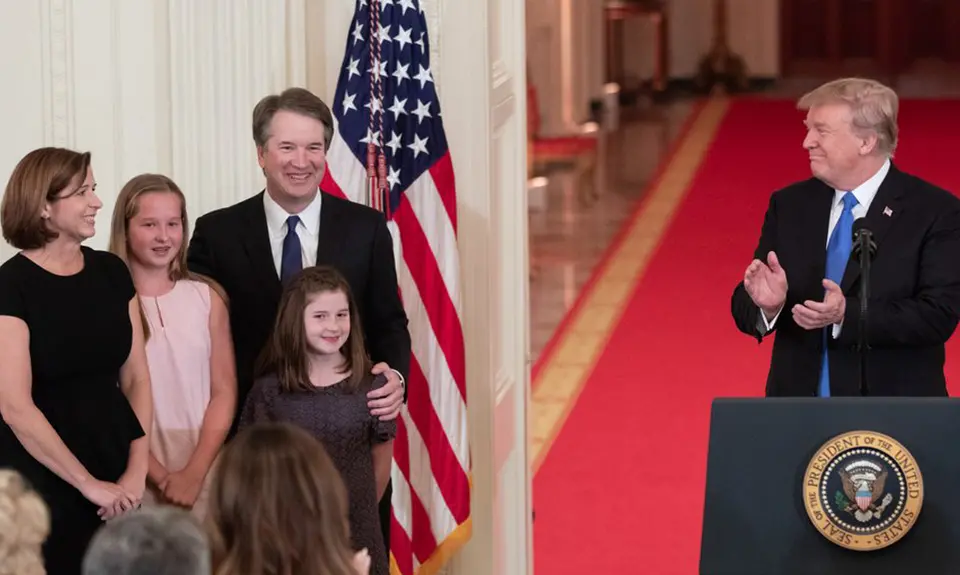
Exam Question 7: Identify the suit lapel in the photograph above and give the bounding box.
[840,165,906,293]
[316,191,348,267]
[805,181,835,285]
[241,192,282,301]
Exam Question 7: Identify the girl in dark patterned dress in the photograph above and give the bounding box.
[239,265,395,575]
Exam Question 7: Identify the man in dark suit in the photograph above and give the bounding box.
[731,77,960,397]
[186,87,409,548]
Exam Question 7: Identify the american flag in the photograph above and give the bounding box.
[320,1,471,573]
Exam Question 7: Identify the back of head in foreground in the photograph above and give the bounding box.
[0,469,50,575]
[205,422,361,575]
[81,505,210,575]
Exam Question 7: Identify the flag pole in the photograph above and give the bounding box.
[366,0,389,216]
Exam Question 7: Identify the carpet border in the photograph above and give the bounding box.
[530,98,708,385]
[529,96,733,474]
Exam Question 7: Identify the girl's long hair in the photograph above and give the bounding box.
[206,422,357,575]
[256,265,371,393]
[108,173,227,338]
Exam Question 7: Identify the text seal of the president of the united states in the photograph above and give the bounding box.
[803,430,923,551]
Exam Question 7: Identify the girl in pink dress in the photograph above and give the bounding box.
[109,174,237,519]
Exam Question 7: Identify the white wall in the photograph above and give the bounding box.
[616,0,780,80]
[525,0,607,136]
[0,0,307,261]
[525,0,780,135]
[728,0,780,79]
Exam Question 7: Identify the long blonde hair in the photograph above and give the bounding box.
[108,173,227,338]
[0,470,50,575]
[205,423,357,575]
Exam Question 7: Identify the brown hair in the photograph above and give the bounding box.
[257,266,370,393]
[1,147,92,250]
[252,87,334,150]
[797,77,899,155]
[206,422,356,575]
[108,173,228,338]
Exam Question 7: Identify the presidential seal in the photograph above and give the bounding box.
[803,430,923,551]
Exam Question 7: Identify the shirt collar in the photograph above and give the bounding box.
[835,158,890,209]
[263,188,322,236]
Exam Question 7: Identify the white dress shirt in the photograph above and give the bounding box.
[758,159,890,337]
[263,190,323,278]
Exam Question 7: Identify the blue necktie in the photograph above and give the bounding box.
[818,192,859,397]
[280,215,302,284]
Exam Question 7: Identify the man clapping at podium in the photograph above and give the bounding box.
[731,77,960,398]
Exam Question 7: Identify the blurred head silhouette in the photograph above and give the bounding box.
[205,422,358,575]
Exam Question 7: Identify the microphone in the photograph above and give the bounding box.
[851,218,875,396]
[852,219,877,257]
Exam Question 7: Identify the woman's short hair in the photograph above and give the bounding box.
[1,147,92,250]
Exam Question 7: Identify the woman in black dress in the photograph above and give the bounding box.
[0,147,154,574]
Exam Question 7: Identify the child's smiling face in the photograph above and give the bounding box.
[303,289,351,356]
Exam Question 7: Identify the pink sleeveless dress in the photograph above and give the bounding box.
[140,279,215,519]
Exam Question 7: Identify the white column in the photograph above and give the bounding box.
[436,0,533,572]
[524,0,603,135]
[566,0,604,127]
[0,0,308,261]
[583,0,606,111]
[728,0,780,77]
[620,0,714,81]
[524,0,565,136]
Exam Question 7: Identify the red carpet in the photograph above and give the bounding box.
[532,98,960,574]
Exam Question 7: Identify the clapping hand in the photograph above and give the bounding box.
[744,251,788,319]
[792,279,846,330]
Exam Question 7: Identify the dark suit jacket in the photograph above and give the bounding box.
[731,164,960,397]
[187,190,411,426]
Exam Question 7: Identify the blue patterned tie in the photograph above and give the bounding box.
[280,215,302,283]
[818,192,859,397]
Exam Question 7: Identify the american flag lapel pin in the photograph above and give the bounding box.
[883,206,893,217]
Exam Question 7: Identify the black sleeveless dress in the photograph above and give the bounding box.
[0,247,145,574]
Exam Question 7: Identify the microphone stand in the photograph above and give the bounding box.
[854,229,876,397]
